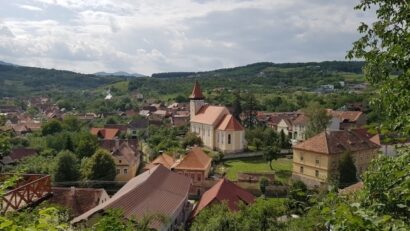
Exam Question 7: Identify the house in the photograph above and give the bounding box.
[128,119,149,139]
[143,153,176,170]
[138,110,151,118]
[171,115,190,127]
[90,128,119,140]
[172,147,212,196]
[191,178,255,218]
[49,187,109,217]
[104,124,128,134]
[1,148,38,165]
[99,139,140,182]
[72,165,192,231]
[277,118,293,136]
[329,110,367,130]
[190,81,245,154]
[150,109,168,121]
[292,130,380,188]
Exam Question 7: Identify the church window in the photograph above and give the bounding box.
[221,134,224,144]
[228,134,231,144]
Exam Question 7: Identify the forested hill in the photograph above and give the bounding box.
[151,61,364,78]
[129,61,366,97]
[0,63,126,97]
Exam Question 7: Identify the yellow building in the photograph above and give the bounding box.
[111,141,140,182]
[292,130,380,188]
[189,81,245,154]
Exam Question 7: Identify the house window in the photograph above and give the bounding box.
[228,134,231,144]
[315,159,319,165]
[116,169,120,174]
[300,155,304,161]
[197,174,201,182]
[119,160,122,164]
[315,170,319,177]
[300,166,304,173]
[124,168,128,174]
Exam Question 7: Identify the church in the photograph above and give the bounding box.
[189,81,245,154]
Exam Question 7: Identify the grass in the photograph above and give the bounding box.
[219,157,292,182]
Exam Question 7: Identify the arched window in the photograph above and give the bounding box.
[228,134,231,144]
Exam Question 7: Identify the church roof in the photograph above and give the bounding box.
[189,81,205,100]
[190,105,229,126]
[216,114,244,131]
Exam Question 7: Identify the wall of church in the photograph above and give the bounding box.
[191,122,214,149]
[215,130,244,153]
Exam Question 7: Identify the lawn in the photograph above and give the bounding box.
[220,157,293,182]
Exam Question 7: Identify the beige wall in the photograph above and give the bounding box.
[191,122,215,149]
[114,156,138,182]
[277,120,290,135]
[215,130,244,153]
[292,148,379,188]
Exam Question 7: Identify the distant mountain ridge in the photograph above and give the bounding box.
[94,71,145,77]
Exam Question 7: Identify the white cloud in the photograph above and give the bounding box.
[0,0,376,74]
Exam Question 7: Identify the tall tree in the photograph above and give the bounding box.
[242,92,258,128]
[338,152,358,188]
[75,132,99,159]
[81,149,116,181]
[0,135,11,157]
[53,150,80,183]
[347,0,410,134]
[303,101,331,139]
[41,119,63,136]
[232,90,242,122]
[262,145,280,170]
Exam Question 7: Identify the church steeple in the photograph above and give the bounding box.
[189,80,205,100]
[189,81,205,119]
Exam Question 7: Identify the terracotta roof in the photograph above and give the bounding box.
[351,128,381,145]
[293,130,380,154]
[49,187,108,217]
[174,147,212,171]
[190,105,229,125]
[144,153,176,170]
[189,81,205,100]
[191,178,255,217]
[90,128,119,140]
[292,114,308,125]
[329,110,363,122]
[72,165,191,228]
[104,124,128,133]
[8,148,38,161]
[216,114,244,131]
[112,142,139,165]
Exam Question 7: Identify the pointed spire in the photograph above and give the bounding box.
[189,80,205,100]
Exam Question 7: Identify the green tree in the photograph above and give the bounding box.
[338,152,358,187]
[347,0,410,134]
[181,132,203,148]
[0,135,11,157]
[53,150,80,183]
[262,145,280,170]
[242,92,258,128]
[232,90,242,122]
[75,132,99,159]
[62,115,81,132]
[303,101,331,138]
[41,119,63,136]
[81,149,116,181]
[287,180,310,215]
[0,114,6,126]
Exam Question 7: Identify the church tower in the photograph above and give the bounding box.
[189,80,205,120]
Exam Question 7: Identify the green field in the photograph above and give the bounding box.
[219,157,293,182]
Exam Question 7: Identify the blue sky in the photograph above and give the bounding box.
[0,0,375,75]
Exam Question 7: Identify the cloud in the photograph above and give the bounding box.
[0,0,375,74]
[17,4,43,11]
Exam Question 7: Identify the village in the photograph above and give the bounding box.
[1,79,406,230]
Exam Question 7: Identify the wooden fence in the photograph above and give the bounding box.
[1,174,51,213]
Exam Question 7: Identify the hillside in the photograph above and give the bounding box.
[0,63,127,97]
[129,61,366,97]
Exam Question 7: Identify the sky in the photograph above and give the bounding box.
[0,0,375,75]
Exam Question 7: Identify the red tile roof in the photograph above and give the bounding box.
[90,128,119,140]
[49,187,108,217]
[144,153,176,170]
[339,181,364,195]
[191,178,255,217]
[329,110,363,122]
[72,165,191,228]
[174,147,212,171]
[293,130,380,154]
[189,81,205,100]
[216,115,244,131]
